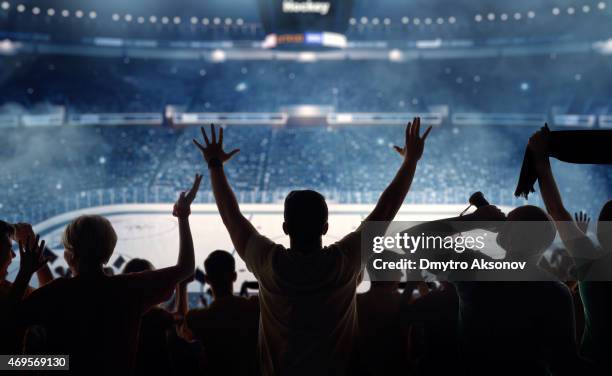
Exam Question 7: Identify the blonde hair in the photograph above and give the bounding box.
[63,215,117,266]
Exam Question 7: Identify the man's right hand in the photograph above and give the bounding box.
[193,124,240,165]
[528,123,551,159]
[393,117,432,163]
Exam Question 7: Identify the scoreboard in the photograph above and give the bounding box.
[258,0,354,48]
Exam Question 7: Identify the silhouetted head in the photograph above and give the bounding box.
[62,215,117,275]
[283,190,329,246]
[598,200,612,250]
[122,258,154,274]
[496,205,556,259]
[204,250,236,292]
[0,220,15,280]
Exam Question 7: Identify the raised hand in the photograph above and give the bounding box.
[13,223,35,247]
[574,211,590,234]
[393,117,432,162]
[528,123,551,157]
[18,235,46,277]
[193,124,240,165]
[173,174,203,218]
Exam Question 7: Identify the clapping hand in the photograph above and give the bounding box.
[193,124,240,165]
[393,117,432,162]
[173,174,203,218]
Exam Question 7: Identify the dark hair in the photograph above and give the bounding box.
[0,220,15,239]
[204,250,235,285]
[500,205,556,256]
[284,190,328,238]
[122,258,154,274]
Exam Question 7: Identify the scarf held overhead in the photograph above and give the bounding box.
[514,130,612,198]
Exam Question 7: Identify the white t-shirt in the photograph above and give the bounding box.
[245,230,363,376]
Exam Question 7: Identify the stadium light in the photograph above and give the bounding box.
[349,17,356,25]
[47,8,55,16]
[436,17,444,24]
[1,2,9,11]
[583,5,591,13]
[552,7,560,15]
[383,17,391,25]
[567,7,575,15]
[388,49,402,62]
[448,16,456,24]
[75,10,83,18]
[487,13,495,21]
[149,15,157,23]
[360,16,368,24]
[371,17,379,25]
[211,49,226,62]
[213,17,221,25]
[527,11,535,19]
[32,6,40,15]
[173,16,181,24]
[137,16,144,24]
[125,14,133,22]
[298,51,317,62]
[500,13,508,21]
[598,2,606,10]
[202,18,209,25]
[89,11,96,19]
[424,17,432,25]
[16,4,24,13]
[413,18,420,25]
[236,18,244,25]
[112,13,120,21]
[190,16,198,24]
[61,9,69,17]
[401,16,409,24]
[474,14,482,22]
[161,16,169,24]
[514,12,522,20]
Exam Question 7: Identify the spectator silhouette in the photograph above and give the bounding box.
[183,250,260,376]
[405,281,459,376]
[529,126,612,372]
[122,258,175,376]
[1,221,54,353]
[403,203,588,375]
[357,251,413,376]
[6,174,201,375]
[193,119,431,376]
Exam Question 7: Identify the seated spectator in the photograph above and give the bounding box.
[183,250,260,376]
[6,174,201,375]
[193,120,431,375]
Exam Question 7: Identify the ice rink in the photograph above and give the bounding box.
[10,203,489,291]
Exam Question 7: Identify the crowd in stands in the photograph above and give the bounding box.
[1,120,612,375]
[1,123,610,225]
[1,54,611,114]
